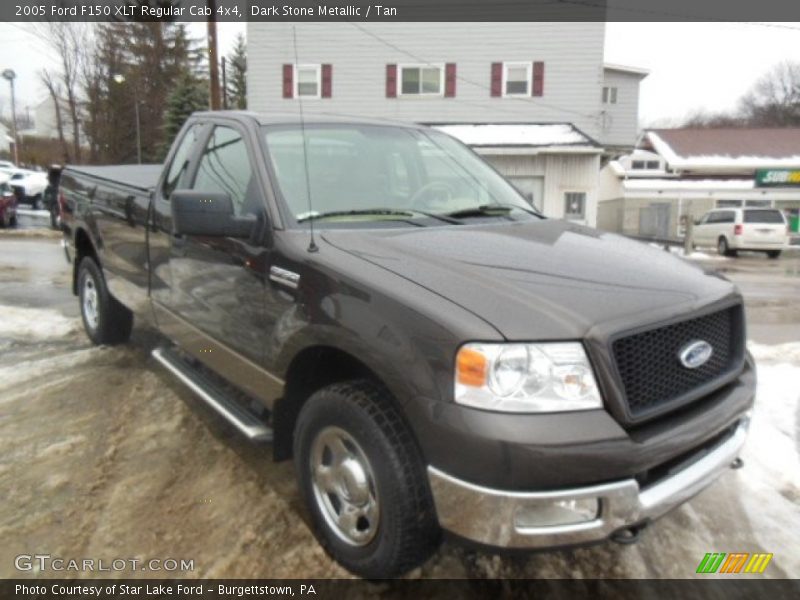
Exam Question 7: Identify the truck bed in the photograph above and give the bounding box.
[63,164,162,192]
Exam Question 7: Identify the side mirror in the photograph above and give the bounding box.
[171,190,256,238]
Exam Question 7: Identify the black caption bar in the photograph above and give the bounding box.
[2,0,800,22]
[2,579,800,600]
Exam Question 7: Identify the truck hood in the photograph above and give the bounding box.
[320,219,738,340]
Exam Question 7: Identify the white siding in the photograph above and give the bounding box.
[484,153,600,226]
[600,68,643,148]
[247,22,606,139]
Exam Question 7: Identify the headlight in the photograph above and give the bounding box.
[455,342,602,413]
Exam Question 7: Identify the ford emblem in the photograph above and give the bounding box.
[679,340,713,369]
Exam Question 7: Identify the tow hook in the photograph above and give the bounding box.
[611,523,646,545]
[730,457,744,470]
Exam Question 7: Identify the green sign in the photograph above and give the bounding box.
[755,169,800,187]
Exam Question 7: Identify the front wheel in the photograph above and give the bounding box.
[767,250,782,259]
[78,257,133,345]
[293,380,440,578]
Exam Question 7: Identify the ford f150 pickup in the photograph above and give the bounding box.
[61,111,754,578]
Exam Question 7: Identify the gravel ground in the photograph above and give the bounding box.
[0,238,798,580]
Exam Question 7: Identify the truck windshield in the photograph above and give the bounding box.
[263,124,539,226]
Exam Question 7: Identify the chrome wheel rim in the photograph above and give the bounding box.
[82,276,99,330]
[309,426,380,546]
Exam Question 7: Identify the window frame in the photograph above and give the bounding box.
[189,123,261,218]
[294,64,322,99]
[397,63,445,97]
[502,61,532,98]
[602,86,618,104]
[160,122,206,200]
[563,190,588,221]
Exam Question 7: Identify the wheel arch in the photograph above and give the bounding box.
[273,344,413,462]
[72,227,99,295]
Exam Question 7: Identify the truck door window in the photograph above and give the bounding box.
[163,124,200,198]
[192,126,255,216]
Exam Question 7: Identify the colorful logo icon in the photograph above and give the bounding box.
[696,552,773,574]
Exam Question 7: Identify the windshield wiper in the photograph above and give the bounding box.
[297,208,416,223]
[297,207,464,225]
[445,203,536,219]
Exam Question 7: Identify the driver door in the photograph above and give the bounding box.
[156,121,282,403]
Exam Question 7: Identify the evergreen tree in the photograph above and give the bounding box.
[226,33,247,109]
[82,22,204,163]
[163,74,209,151]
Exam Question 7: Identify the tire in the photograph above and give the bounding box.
[767,250,782,259]
[77,257,133,345]
[717,237,736,257]
[293,380,440,578]
[31,194,43,210]
[8,214,16,227]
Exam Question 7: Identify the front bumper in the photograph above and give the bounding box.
[428,416,748,549]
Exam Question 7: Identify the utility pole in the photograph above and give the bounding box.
[207,2,221,110]
[221,57,228,109]
[112,74,142,164]
[2,69,19,165]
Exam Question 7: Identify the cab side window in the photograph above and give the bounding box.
[191,126,256,216]
[163,124,201,199]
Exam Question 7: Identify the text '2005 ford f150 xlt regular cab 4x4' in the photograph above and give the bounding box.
[60,111,754,578]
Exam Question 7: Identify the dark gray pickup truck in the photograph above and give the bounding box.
[61,111,754,578]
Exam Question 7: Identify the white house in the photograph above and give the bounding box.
[598,128,800,238]
[247,23,647,226]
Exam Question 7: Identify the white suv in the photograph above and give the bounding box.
[694,208,788,258]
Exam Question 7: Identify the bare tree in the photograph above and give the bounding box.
[34,22,89,162]
[739,61,800,127]
[40,70,70,162]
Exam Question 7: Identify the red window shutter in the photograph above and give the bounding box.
[532,61,545,96]
[445,63,457,97]
[490,62,502,97]
[321,64,332,98]
[386,64,397,98]
[282,64,293,98]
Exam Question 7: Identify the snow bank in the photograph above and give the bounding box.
[0,305,79,340]
[647,243,729,261]
[749,341,800,363]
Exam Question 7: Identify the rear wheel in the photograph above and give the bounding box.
[767,250,782,259]
[293,380,440,578]
[717,237,736,257]
[78,257,133,345]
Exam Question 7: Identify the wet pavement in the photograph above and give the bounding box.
[0,235,798,580]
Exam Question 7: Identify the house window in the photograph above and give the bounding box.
[745,199,772,208]
[295,65,321,98]
[716,199,743,208]
[503,62,532,96]
[400,65,443,96]
[564,192,587,220]
[602,86,618,104]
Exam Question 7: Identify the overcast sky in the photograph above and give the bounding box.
[0,22,799,126]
